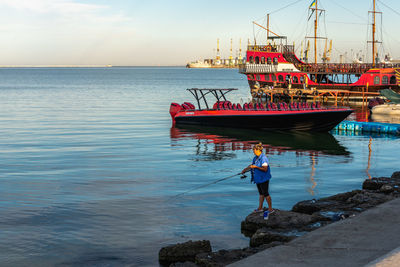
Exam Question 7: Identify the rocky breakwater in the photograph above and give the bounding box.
[159,171,400,266]
[159,240,211,266]
[241,209,325,247]
[242,171,400,249]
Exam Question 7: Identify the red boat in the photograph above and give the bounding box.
[170,88,353,132]
[239,0,400,94]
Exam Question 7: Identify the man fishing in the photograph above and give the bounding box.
[241,143,273,214]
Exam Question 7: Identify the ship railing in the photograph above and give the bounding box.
[247,44,281,53]
[302,63,373,74]
[239,63,278,74]
[240,61,400,75]
[247,44,294,54]
[297,62,400,74]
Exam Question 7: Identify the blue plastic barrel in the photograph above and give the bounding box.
[346,123,354,132]
[333,121,400,136]
[337,122,346,130]
[354,123,363,132]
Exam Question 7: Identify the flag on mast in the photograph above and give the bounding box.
[310,0,316,8]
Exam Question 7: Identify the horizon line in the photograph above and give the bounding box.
[0,65,187,68]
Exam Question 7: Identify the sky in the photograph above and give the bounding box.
[1,0,400,66]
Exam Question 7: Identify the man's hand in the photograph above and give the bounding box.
[241,166,251,174]
[250,165,257,169]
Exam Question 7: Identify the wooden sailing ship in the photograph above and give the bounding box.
[239,0,400,95]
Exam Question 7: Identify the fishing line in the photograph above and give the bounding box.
[170,172,247,200]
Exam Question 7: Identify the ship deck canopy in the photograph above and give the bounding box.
[187,88,238,110]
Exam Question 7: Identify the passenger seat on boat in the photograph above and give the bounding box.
[181,103,191,110]
[236,103,242,110]
[183,102,196,110]
[224,101,232,110]
[214,101,225,110]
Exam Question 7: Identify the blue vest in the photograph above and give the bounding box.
[251,153,272,184]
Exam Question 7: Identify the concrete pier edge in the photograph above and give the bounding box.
[364,246,400,267]
[228,197,400,267]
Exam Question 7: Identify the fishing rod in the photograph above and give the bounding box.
[170,171,248,200]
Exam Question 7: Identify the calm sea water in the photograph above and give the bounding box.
[0,67,399,266]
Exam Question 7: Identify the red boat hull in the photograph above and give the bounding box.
[173,109,353,132]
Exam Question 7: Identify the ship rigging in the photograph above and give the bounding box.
[239,0,400,98]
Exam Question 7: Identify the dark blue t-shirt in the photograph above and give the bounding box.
[251,153,272,184]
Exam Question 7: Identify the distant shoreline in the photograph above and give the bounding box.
[0,65,187,68]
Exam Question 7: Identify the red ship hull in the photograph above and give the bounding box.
[172,107,353,132]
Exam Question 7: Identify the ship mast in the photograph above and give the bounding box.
[267,14,270,41]
[368,0,381,66]
[372,0,376,66]
[314,0,318,64]
[307,0,324,64]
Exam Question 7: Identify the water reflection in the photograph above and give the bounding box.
[366,137,373,180]
[332,128,399,138]
[308,155,317,195]
[171,125,351,159]
[171,126,352,196]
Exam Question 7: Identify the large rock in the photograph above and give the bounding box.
[346,190,394,210]
[380,184,395,194]
[249,228,299,247]
[292,199,337,214]
[159,240,211,266]
[241,209,317,236]
[292,189,394,216]
[363,175,400,192]
[292,190,361,214]
[195,242,283,267]
[391,171,400,179]
[363,177,393,190]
